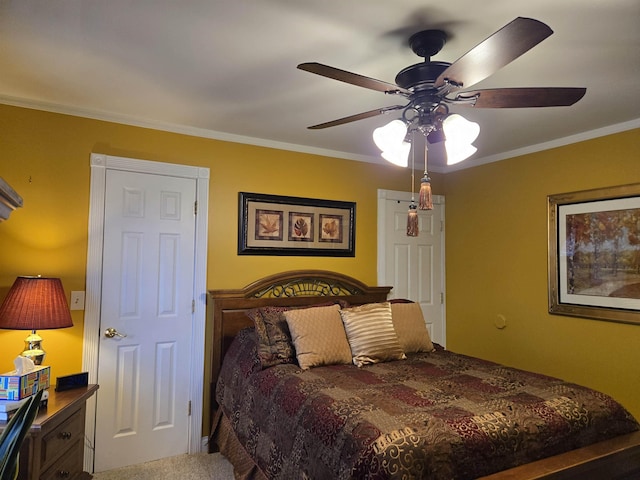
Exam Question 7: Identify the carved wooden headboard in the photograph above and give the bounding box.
[207,270,392,401]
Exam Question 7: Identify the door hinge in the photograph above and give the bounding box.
[192,299,196,313]
[188,400,192,416]
[440,292,444,304]
[440,220,444,232]
[194,201,198,215]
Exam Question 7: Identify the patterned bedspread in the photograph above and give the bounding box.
[215,328,639,479]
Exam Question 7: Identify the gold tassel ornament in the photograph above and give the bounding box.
[419,172,433,210]
[407,202,419,237]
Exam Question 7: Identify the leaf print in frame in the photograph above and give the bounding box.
[289,212,313,242]
[255,209,283,240]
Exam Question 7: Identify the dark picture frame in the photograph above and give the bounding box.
[548,183,640,325]
[238,192,355,256]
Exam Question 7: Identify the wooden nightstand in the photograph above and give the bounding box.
[1,384,99,480]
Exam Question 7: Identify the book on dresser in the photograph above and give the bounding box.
[0,397,28,412]
[0,397,28,420]
[0,410,16,421]
[0,390,49,420]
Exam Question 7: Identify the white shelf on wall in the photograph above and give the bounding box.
[0,177,23,221]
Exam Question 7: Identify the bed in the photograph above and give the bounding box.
[208,270,640,479]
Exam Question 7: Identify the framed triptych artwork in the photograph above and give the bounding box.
[238,192,356,257]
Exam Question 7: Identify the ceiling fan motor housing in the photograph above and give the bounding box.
[395,61,450,91]
[409,29,447,58]
[397,29,451,91]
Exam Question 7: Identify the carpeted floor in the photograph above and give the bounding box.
[91,452,235,480]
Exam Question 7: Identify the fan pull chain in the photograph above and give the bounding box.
[419,140,433,210]
[407,132,419,237]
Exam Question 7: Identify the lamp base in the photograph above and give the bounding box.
[22,330,46,365]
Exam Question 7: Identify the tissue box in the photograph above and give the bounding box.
[0,366,50,400]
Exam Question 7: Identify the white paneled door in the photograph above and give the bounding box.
[377,189,446,346]
[94,169,197,471]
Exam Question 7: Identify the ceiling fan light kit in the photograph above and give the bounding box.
[298,16,586,215]
[373,119,411,167]
[442,113,480,145]
[381,142,411,167]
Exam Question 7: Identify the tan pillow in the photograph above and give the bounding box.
[390,302,435,353]
[284,304,352,369]
[339,302,406,367]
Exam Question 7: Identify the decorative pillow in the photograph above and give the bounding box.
[390,302,435,353]
[246,301,350,369]
[339,302,406,367]
[284,304,352,370]
[245,306,296,368]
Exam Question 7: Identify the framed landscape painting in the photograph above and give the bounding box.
[238,192,355,257]
[548,183,640,325]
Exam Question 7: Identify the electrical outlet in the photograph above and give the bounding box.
[70,291,85,310]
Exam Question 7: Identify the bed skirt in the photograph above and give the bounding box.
[210,408,268,480]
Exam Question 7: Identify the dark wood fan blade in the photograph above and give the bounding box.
[452,87,586,108]
[298,62,410,95]
[435,17,553,90]
[308,105,406,129]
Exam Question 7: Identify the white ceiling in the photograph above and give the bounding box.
[1,1,639,172]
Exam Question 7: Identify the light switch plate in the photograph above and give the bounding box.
[70,291,85,310]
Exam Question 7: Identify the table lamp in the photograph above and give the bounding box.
[0,276,73,365]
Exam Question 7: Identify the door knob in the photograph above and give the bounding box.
[104,327,127,339]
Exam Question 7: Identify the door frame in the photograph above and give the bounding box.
[377,188,446,345]
[82,153,209,471]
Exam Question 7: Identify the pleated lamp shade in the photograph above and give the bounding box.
[0,276,73,330]
[0,276,73,364]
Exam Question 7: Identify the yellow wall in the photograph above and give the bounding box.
[0,103,436,378]
[443,128,640,419]
[1,103,638,427]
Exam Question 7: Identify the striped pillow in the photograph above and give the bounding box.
[339,302,406,367]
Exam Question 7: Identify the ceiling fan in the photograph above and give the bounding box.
[298,17,586,166]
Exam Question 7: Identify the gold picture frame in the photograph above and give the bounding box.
[548,183,640,325]
[238,192,355,256]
